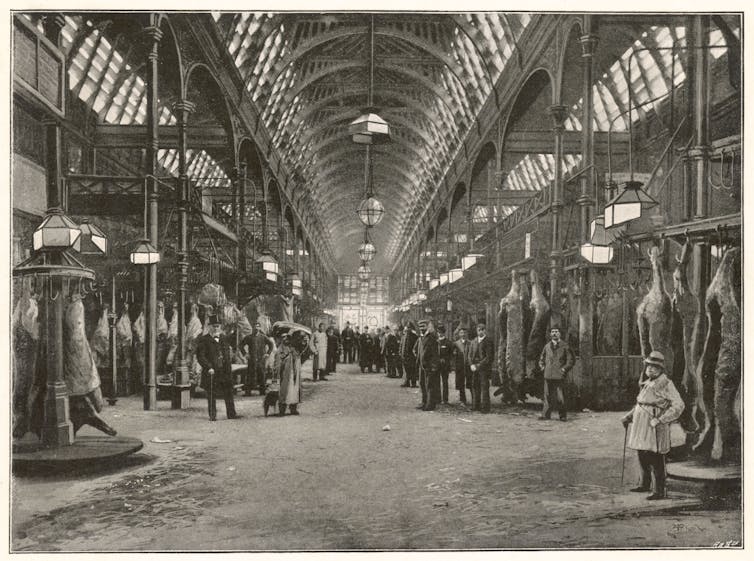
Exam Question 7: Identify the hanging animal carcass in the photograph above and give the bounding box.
[693,247,740,463]
[636,246,674,379]
[525,269,550,399]
[12,287,41,439]
[499,270,525,403]
[64,295,117,436]
[671,238,705,434]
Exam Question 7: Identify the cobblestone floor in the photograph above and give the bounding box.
[11,363,742,552]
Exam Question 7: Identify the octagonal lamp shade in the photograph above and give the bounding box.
[439,273,449,286]
[358,241,377,262]
[357,196,385,227]
[78,218,108,255]
[461,253,484,270]
[256,249,279,279]
[32,207,81,252]
[580,242,614,264]
[429,278,439,290]
[604,181,659,228]
[449,268,464,283]
[349,112,390,145]
[130,239,161,265]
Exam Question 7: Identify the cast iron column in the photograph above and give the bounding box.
[171,99,195,409]
[40,119,74,446]
[687,15,711,361]
[143,24,162,411]
[578,23,598,405]
[549,104,568,328]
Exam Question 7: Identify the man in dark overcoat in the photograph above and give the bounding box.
[413,319,440,411]
[400,322,418,388]
[342,321,356,363]
[469,323,494,413]
[452,327,472,404]
[538,325,575,421]
[436,325,454,404]
[241,321,273,396]
[359,327,373,373]
[196,315,239,421]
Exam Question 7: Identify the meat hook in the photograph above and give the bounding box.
[709,148,736,190]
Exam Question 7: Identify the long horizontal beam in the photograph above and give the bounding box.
[503,130,629,155]
[95,124,231,149]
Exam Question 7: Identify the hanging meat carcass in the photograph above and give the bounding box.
[636,246,674,379]
[155,301,169,379]
[185,303,203,385]
[525,269,550,398]
[197,283,226,309]
[91,305,110,370]
[671,238,705,434]
[566,276,580,352]
[64,295,117,436]
[131,309,146,393]
[495,294,508,399]
[115,303,132,394]
[501,270,525,403]
[166,302,178,369]
[597,291,622,355]
[693,247,740,463]
[12,286,41,439]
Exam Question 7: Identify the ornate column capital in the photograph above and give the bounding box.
[143,25,164,44]
[578,34,599,58]
[172,99,197,116]
[549,104,569,132]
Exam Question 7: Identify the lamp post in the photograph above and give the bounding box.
[130,238,160,410]
[14,207,95,447]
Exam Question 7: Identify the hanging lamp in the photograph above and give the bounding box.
[604,181,659,228]
[355,15,386,228]
[357,227,377,262]
[349,15,390,145]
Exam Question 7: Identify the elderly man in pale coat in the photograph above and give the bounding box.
[622,351,684,500]
[310,322,329,381]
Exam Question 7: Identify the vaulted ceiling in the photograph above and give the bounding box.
[214,12,532,274]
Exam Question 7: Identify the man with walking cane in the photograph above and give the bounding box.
[621,351,684,500]
[196,315,241,421]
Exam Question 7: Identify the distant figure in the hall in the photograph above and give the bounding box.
[310,323,328,381]
[469,323,494,413]
[195,315,239,421]
[354,326,361,363]
[241,322,273,396]
[342,321,356,363]
[452,327,472,404]
[394,326,406,380]
[359,327,373,373]
[413,319,440,411]
[384,325,400,378]
[436,325,453,404]
[621,351,684,500]
[400,322,419,388]
[538,325,575,421]
[326,325,339,375]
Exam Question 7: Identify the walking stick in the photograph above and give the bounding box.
[621,423,629,485]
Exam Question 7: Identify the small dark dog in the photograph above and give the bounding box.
[263,390,279,417]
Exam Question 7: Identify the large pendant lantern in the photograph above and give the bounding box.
[604,181,659,228]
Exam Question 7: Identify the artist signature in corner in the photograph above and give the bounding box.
[712,540,741,548]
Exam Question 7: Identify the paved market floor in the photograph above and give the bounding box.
[11,363,742,551]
